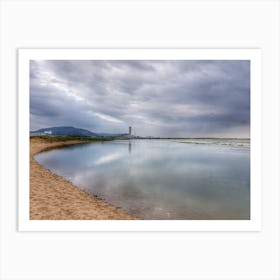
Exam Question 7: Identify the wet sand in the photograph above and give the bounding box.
[30,137,136,220]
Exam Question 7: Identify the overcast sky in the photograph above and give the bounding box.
[30,60,250,137]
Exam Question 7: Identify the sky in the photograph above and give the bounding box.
[30,60,250,137]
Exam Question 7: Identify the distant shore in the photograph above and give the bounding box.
[30,136,136,220]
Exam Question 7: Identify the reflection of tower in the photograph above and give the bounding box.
[129,126,132,138]
[128,141,132,154]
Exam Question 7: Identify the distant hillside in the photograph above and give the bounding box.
[30,126,98,137]
[30,126,128,138]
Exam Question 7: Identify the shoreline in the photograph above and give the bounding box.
[30,137,137,220]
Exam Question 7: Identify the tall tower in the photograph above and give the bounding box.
[129,126,132,137]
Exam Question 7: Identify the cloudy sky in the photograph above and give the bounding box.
[30,60,250,137]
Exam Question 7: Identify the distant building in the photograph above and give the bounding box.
[30,132,45,136]
[129,126,132,136]
[30,130,52,136]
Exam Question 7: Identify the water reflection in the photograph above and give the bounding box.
[35,139,250,220]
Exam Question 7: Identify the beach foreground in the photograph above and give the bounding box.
[30,137,136,220]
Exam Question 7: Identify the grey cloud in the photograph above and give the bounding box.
[30,60,250,137]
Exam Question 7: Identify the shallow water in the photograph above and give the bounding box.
[35,139,250,220]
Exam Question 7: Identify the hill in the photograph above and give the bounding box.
[30,126,98,137]
[30,126,128,138]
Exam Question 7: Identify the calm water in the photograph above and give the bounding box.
[35,139,250,220]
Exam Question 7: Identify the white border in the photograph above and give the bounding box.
[18,49,262,231]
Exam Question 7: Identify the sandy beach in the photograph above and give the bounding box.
[30,137,136,220]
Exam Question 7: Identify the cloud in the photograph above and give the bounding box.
[30,60,250,137]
